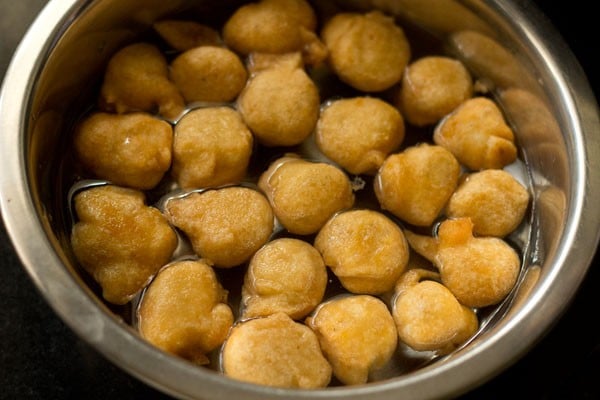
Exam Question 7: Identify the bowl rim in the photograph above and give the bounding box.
[1,1,599,399]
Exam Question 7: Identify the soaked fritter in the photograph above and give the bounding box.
[138,259,233,365]
[172,107,253,189]
[70,185,177,305]
[258,155,354,235]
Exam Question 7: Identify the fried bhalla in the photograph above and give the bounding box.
[375,143,460,227]
[153,20,221,51]
[237,64,320,147]
[446,169,530,237]
[434,97,517,170]
[70,185,177,304]
[73,112,172,190]
[258,156,355,235]
[316,97,405,175]
[392,269,478,353]
[397,56,473,127]
[321,10,411,92]
[222,312,332,388]
[99,43,184,120]
[170,46,247,103]
[404,218,520,308]
[138,259,233,365]
[314,209,409,294]
[172,107,253,189]
[242,238,327,320]
[164,187,274,268]
[306,295,398,385]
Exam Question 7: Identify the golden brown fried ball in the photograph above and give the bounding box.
[316,97,405,175]
[404,218,520,308]
[398,56,473,127]
[222,312,332,388]
[164,187,274,268]
[70,185,177,305]
[138,259,233,365]
[99,42,185,120]
[153,20,221,51]
[222,0,324,62]
[446,169,530,237]
[434,96,517,170]
[170,46,247,103]
[73,112,172,190]
[242,238,327,320]
[258,155,355,235]
[237,65,320,147]
[321,10,411,92]
[306,295,398,385]
[375,143,461,227]
[172,107,253,189]
[314,209,409,294]
[392,269,478,353]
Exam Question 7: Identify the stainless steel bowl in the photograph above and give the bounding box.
[1,1,599,399]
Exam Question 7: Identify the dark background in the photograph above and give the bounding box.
[1,1,598,399]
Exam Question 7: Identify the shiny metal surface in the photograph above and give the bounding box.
[1,1,599,399]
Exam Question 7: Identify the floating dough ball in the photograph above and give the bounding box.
[153,20,221,51]
[164,187,274,268]
[306,295,398,385]
[172,107,253,189]
[242,238,327,320]
[392,269,478,353]
[258,156,354,235]
[398,56,473,127]
[70,185,177,305]
[404,218,520,308]
[222,0,323,61]
[314,209,409,294]
[447,169,530,237]
[375,143,460,227]
[222,312,332,388]
[170,46,247,103]
[321,10,411,92]
[434,96,517,170]
[138,259,233,365]
[99,42,185,120]
[316,97,405,175]
[237,65,320,146]
[73,112,172,190]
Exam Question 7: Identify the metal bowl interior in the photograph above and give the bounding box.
[1,0,599,399]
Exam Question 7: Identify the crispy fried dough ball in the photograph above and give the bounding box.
[398,56,473,127]
[375,143,460,227]
[404,218,520,308]
[99,43,185,120]
[258,156,355,235]
[314,209,409,294]
[434,97,517,170]
[222,0,325,65]
[170,46,247,103]
[447,169,530,237]
[138,259,233,365]
[70,185,177,305]
[321,10,411,92]
[392,269,478,353]
[316,97,405,175]
[222,312,332,388]
[306,295,397,385]
[164,187,274,268]
[172,107,253,189]
[237,65,320,147]
[242,238,327,320]
[73,112,172,190]
[153,20,221,51]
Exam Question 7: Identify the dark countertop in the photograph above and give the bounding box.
[1,1,598,399]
